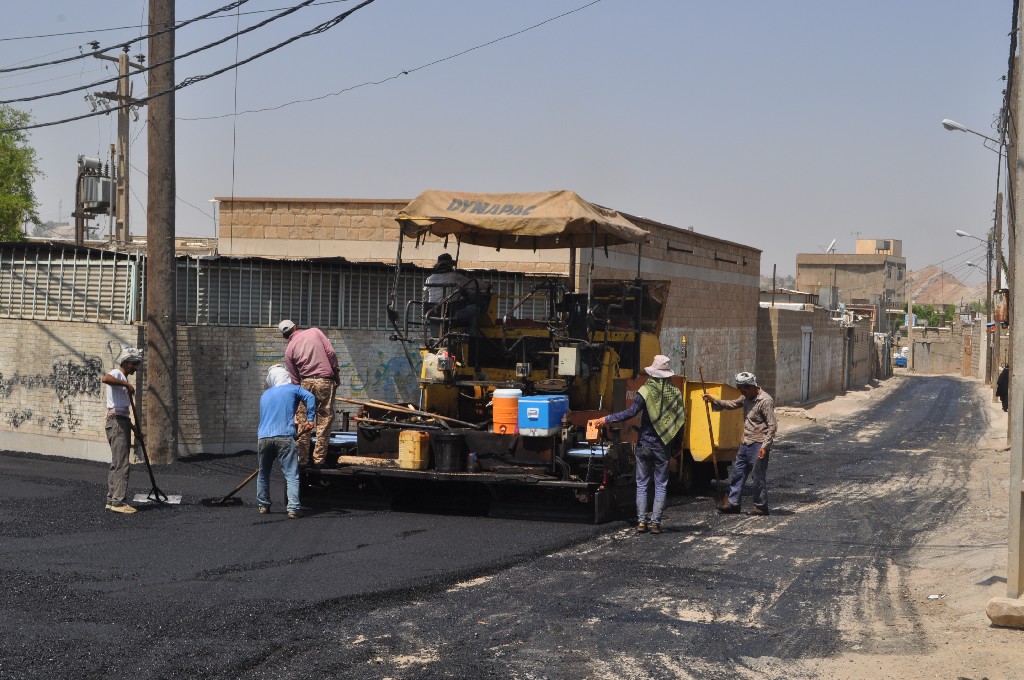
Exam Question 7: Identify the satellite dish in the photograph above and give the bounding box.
[820,238,837,254]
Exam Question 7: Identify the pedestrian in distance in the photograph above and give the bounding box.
[703,371,777,516]
[101,347,143,514]
[592,355,686,535]
[996,363,1009,412]
[258,364,316,519]
[278,319,340,467]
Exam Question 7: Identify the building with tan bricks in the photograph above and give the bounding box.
[216,195,763,386]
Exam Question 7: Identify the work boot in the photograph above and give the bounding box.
[287,511,303,520]
[258,507,269,515]
[649,523,663,535]
[717,502,741,515]
[636,521,648,534]
[748,506,770,516]
[107,504,137,514]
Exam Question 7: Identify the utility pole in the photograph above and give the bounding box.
[93,46,145,246]
[146,0,178,464]
[1008,0,1024,599]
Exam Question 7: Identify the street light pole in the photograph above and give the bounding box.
[959,229,994,384]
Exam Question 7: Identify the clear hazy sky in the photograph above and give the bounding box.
[0,1,1012,280]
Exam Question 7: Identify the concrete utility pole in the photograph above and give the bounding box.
[93,46,145,245]
[146,0,178,464]
[1009,2,1024,598]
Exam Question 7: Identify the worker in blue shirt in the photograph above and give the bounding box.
[258,365,316,519]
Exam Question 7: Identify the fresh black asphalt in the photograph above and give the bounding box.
[0,375,986,678]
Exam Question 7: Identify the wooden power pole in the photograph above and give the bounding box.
[146,0,178,464]
[93,47,144,245]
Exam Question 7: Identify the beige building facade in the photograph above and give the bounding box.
[795,238,906,331]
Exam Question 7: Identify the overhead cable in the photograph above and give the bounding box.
[0,0,353,44]
[0,1,251,74]
[1,0,378,132]
[0,0,320,105]
[181,0,607,121]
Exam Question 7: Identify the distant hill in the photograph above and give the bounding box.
[906,265,986,307]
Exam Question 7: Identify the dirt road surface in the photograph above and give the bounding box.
[0,374,1019,679]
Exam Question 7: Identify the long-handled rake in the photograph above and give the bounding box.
[200,468,257,507]
[698,367,729,508]
[129,401,181,505]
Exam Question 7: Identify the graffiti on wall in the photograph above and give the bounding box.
[340,352,420,403]
[0,355,102,432]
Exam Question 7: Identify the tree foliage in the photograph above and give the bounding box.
[0,106,42,241]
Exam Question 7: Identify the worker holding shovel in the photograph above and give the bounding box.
[592,355,686,535]
[101,347,143,514]
[703,372,777,516]
[258,365,316,519]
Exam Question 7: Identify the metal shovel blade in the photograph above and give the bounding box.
[133,493,183,505]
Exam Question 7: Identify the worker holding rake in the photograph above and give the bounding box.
[258,365,316,519]
[101,347,143,514]
[703,371,777,516]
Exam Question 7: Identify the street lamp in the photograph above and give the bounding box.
[942,118,1004,152]
[958,229,994,383]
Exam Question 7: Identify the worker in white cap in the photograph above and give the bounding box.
[703,371,777,516]
[100,347,143,514]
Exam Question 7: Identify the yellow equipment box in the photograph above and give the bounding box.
[399,430,430,470]
[683,382,744,462]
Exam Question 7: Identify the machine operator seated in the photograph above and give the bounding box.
[424,253,482,336]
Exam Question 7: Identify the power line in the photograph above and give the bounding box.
[0,0,354,44]
[0,1,252,74]
[180,0,608,122]
[0,0,378,132]
[0,0,321,105]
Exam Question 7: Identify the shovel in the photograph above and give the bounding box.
[200,468,258,507]
[699,367,728,508]
[129,400,181,505]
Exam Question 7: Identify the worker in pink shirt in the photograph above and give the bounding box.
[278,320,340,466]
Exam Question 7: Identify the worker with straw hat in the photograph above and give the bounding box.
[593,355,686,534]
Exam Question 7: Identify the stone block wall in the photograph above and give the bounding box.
[0,320,420,461]
[755,306,847,405]
[0,319,142,461]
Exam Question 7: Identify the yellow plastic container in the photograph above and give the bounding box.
[683,381,744,462]
[399,430,430,470]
